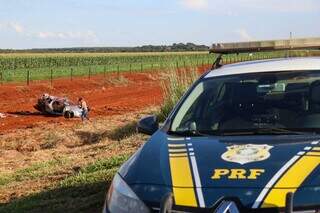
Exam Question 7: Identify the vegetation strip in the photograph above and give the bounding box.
[1,50,318,83]
[0,154,130,213]
[0,158,68,187]
[0,52,212,82]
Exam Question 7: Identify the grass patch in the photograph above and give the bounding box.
[82,154,129,173]
[0,181,108,213]
[105,75,129,86]
[0,155,131,213]
[0,110,151,212]
[75,131,106,145]
[60,154,130,188]
[40,132,61,149]
[75,121,138,145]
[107,121,137,141]
[0,158,68,187]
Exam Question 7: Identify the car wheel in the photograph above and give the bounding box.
[64,111,71,119]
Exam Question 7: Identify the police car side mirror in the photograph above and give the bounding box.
[137,115,159,135]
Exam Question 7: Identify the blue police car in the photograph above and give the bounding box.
[104,38,320,213]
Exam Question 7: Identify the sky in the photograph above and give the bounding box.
[0,0,319,49]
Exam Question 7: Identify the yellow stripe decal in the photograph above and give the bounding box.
[306,152,320,156]
[169,149,197,207]
[312,147,320,151]
[262,155,320,208]
[169,153,188,157]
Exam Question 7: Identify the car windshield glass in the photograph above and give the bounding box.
[170,70,320,136]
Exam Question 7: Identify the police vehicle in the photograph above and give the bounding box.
[103,38,320,213]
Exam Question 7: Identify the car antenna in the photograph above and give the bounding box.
[211,53,223,70]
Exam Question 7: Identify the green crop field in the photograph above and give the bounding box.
[0,50,318,83]
[0,52,212,83]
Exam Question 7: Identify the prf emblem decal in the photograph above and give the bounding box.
[222,144,273,165]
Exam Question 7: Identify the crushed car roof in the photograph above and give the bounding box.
[205,57,320,78]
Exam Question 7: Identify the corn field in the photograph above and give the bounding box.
[0,52,213,83]
[0,52,213,70]
[0,50,319,84]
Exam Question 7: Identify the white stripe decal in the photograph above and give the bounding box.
[304,147,312,151]
[167,137,185,141]
[297,151,305,156]
[252,155,300,208]
[311,141,319,145]
[190,155,205,208]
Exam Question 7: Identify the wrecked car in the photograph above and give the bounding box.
[34,94,83,118]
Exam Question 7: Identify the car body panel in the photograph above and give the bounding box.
[63,105,83,117]
[111,57,320,212]
[119,130,320,209]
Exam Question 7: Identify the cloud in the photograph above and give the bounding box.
[234,28,253,41]
[0,22,24,33]
[10,22,24,33]
[0,21,99,44]
[180,0,208,10]
[179,0,320,13]
[237,0,320,13]
[35,30,100,45]
[37,30,97,41]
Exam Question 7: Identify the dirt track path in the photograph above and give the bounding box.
[0,72,163,133]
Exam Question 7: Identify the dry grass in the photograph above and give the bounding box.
[158,68,199,121]
[0,107,158,212]
[104,75,130,86]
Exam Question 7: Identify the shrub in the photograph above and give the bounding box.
[158,68,199,121]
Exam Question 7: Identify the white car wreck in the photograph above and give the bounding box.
[34,94,83,118]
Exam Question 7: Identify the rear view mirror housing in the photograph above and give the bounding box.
[137,115,159,135]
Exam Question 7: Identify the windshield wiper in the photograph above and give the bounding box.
[219,128,314,136]
[168,128,318,137]
[254,127,310,135]
[168,130,210,137]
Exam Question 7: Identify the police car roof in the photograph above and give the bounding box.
[205,57,320,78]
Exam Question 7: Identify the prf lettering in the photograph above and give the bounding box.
[211,169,265,180]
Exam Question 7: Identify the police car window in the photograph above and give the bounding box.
[180,83,222,129]
[170,70,320,135]
[171,83,204,131]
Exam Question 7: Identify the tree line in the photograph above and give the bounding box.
[0,43,210,53]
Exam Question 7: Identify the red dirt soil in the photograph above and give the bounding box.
[0,66,210,134]
[0,72,163,133]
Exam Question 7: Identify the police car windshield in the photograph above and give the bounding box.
[170,70,320,136]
